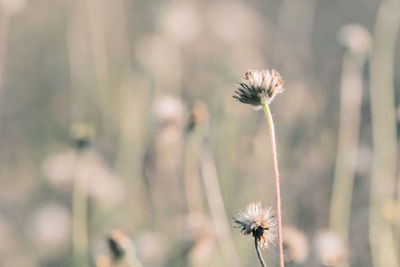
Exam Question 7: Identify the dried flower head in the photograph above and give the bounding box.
[233,69,284,106]
[70,123,94,150]
[187,101,209,132]
[233,202,277,248]
[107,230,134,260]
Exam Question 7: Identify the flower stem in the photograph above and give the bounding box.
[262,103,284,267]
[198,143,240,267]
[329,49,365,267]
[0,10,10,122]
[369,0,400,266]
[254,237,267,267]
[72,154,89,267]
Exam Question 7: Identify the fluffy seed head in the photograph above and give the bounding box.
[233,69,284,106]
[233,202,277,248]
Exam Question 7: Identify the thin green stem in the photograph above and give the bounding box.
[369,0,400,266]
[0,10,10,122]
[254,237,267,267]
[329,50,366,267]
[183,132,204,214]
[72,155,89,267]
[125,250,144,267]
[198,143,240,267]
[262,103,285,267]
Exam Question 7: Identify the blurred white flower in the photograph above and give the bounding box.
[315,231,347,266]
[27,203,71,259]
[76,151,125,207]
[338,24,371,55]
[42,150,125,207]
[135,231,167,266]
[42,149,77,190]
[0,0,26,16]
[152,95,185,127]
[283,226,309,263]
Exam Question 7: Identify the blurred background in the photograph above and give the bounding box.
[0,0,399,266]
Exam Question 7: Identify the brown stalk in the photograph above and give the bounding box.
[262,103,285,267]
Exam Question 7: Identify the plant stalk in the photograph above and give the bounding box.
[254,237,267,267]
[198,143,240,267]
[72,154,89,267]
[329,50,365,267]
[0,10,10,122]
[262,103,285,267]
[369,0,400,266]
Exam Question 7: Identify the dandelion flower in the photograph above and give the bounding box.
[233,69,284,106]
[234,202,277,248]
